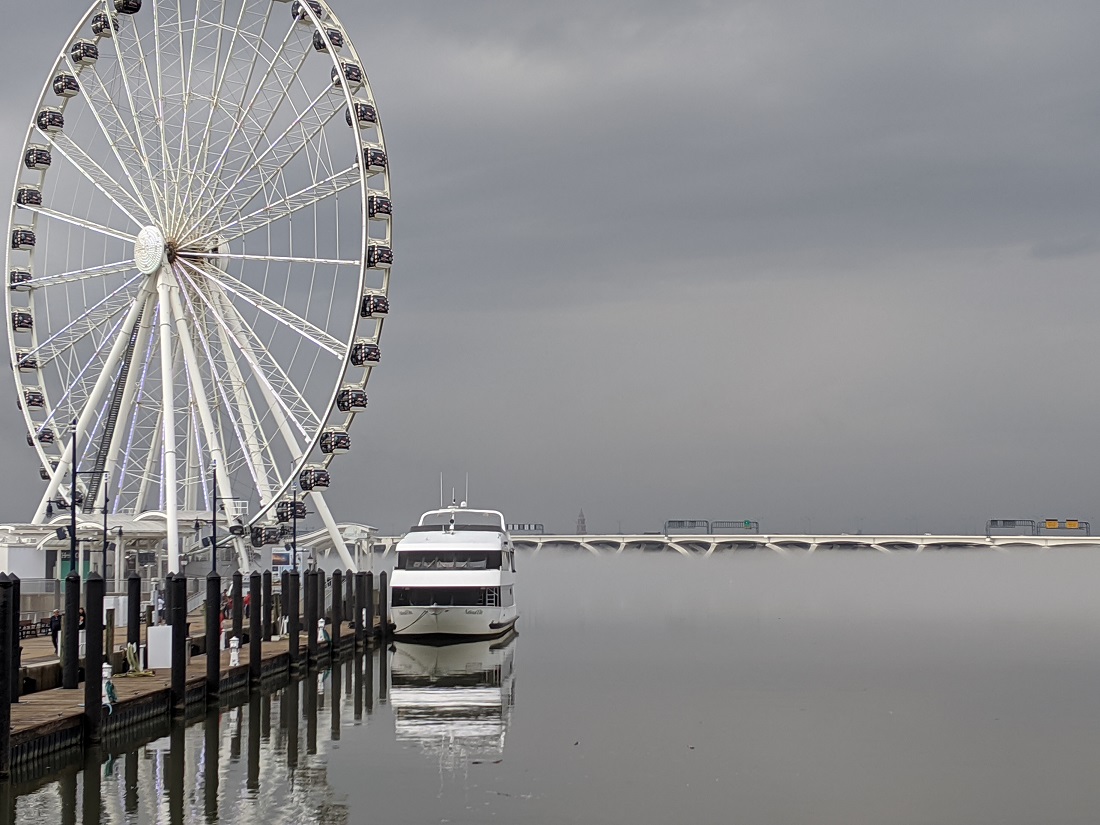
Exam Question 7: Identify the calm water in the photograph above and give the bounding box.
[10,549,1100,824]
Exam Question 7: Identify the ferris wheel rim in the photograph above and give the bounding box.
[6,0,392,529]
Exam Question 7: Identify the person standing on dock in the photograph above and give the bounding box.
[49,608,61,656]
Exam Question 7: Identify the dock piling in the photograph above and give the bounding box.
[62,570,80,689]
[378,570,389,641]
[262,570,273,641]
[84,572,104,743]
[331,569,342,653]
[365,571,374,641]
[0,575,12,779]
[9,574,20,703]
[126,572,140,656]
[354,571,366,648]
[231,570,243,648]
[170,575,186,715]
[205,570,221,703]
[287,572,300,670]
[250,571,261,683]
[305,570,318,664]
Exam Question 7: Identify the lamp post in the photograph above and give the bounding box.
[292,485,299,572]
[69,419,77,578]
[211,461,218,575]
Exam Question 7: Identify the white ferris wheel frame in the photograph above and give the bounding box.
[5,0,392,573]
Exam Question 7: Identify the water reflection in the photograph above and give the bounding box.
[388,633,518,770]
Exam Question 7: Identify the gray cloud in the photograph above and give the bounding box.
[1,1,1100,536]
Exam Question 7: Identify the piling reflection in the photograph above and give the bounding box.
[8,652,376,824]
[389,633,518,769]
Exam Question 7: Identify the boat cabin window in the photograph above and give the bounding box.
[397,550,501,570]
[391,586,500,607]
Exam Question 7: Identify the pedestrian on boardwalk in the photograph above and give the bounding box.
[49,608,61,655]
[78,607,87,630]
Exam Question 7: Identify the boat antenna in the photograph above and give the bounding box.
[463,473,469,508]
[439,472,443,508]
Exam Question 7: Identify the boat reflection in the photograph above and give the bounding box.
[389,633,517,768]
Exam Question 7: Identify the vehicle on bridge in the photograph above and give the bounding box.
[389,503,519,640]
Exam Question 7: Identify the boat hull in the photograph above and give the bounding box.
[391,605,518,640]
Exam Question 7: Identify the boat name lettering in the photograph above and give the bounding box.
[465,609,483,615]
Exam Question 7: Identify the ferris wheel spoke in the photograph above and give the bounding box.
[175,265,316,440]
[66,53,161,222]
[150,0,184,220]
[44,133,152,227]
[186,83,343,237]
[28,260,136,290]
[19,204,136,244]
[194,165,359,247]
[185,251,359,268]
[181,5,273,216]
[180,18,305,234]
[106,1,169,225]
[176,258,344,355]
[24,273,145,366]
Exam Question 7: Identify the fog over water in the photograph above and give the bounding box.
[12,549,1100,824]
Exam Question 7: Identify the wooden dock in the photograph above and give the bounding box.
[7,619,376,772]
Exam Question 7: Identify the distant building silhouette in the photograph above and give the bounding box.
[576,509,587,535]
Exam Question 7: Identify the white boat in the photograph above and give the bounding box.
[389,502,519,639]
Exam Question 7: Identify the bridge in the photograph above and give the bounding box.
[370,532,1100,556]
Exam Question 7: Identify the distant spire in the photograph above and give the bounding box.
[576,509,587,535]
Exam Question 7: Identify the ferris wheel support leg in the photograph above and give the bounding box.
[94,290,157,512]
[309,491,357,571]
[157,271,181,574]
[32,286,154,523]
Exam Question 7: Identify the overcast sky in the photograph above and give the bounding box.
[3,1,1100,536]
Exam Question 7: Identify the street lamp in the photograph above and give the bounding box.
[206,461,246,574]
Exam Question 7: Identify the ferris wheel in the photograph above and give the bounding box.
[6,0,391,571]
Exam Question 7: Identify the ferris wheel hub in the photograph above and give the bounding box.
[134,225,167,275]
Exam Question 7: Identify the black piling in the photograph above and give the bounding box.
[9,574,20,703]
[365,571,374,641]
[231,570,243,647]
[287,572,300,670]
[164,572,174,624]
[63,570,80,689]
[286,678,299,770]
[262,570,273,641]
[316,569,326,625]
[354,571,366,648]
[81,744,103,824]
[331,663,342,741]
[170,575,187,716]
[247,693,261,792]
[126,572,141,653]
[203,708,220,822]
[305,674,317,755]
[125,750,138,814]
[249,571,261,683]
[280,570,289,631]
[84,572,105,743]
[345,569,354,627]
[378,570,389,641]
[0,575,12,779]
[331,569,342,654]
[378,639,388,704]
[205,570,221,703]
[353,651,363,721]
[305,570,319,664]
[168,722,185,824]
